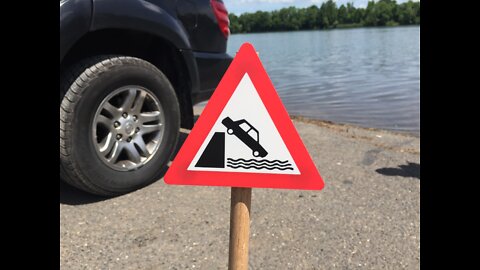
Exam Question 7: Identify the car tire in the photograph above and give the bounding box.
[60,55,180,196]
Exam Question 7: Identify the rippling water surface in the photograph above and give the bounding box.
[226,26,420,134]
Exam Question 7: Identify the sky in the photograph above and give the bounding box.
[224,0,420,15]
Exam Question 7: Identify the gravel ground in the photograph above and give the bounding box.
[60,110,420,270]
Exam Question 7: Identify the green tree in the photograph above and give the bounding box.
[279,7,301,30]
[304,5,319,29]
[250,11,272,32]
[228,13,242,33]
[319,0,338,28]
[364,1,378,26]
[338,4,348,24]
[227,0,419,33]
[395,0,420,25]
[414,2,420,24]
[375,0,396,26]
[345,3,356,24]
[353,7,365,24]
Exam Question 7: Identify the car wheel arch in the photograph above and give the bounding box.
[60,28,196,129]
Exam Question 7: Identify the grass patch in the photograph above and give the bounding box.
[336,23,364,29]
[386,21,400,27]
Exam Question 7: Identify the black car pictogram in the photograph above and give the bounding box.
[221,117,268,157]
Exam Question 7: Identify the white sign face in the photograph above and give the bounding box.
[188,73,299,175]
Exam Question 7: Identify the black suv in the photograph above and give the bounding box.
[60,0,232,196]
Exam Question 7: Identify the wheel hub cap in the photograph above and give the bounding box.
[92,86,165,171]
[120,118,135,136]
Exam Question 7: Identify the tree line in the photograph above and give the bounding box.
[228,0,420,33]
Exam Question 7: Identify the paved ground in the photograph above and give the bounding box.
[60,110,420,270]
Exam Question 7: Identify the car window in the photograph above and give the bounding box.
[239,122,250,131]
[247,129,258,141]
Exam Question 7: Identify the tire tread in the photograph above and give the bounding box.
[60,55,171,196]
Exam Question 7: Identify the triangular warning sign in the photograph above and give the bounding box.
[165,43,324,190]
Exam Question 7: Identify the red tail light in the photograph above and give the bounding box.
[210,0,230,39]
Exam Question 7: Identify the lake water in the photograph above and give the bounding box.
[226,26,420,134]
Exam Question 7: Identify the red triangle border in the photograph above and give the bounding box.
[164,43,324,190]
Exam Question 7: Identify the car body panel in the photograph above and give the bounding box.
[60,0,93,62]
[60,0,232,104]
[191,52,232,104]
[91,0,191,50]
[222,117,268,158]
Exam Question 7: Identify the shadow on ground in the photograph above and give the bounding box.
[60,131,189,206]
[376,162,420,179]
[60,180,108,205]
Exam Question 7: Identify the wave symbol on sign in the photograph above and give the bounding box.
[227,158,293,171]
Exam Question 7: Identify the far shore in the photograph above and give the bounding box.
[230,24,420,35]
[193,105,419,139]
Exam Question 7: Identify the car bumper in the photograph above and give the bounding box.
[191,51,232,104]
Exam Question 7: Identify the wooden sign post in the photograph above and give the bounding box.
[228,187,252,270]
